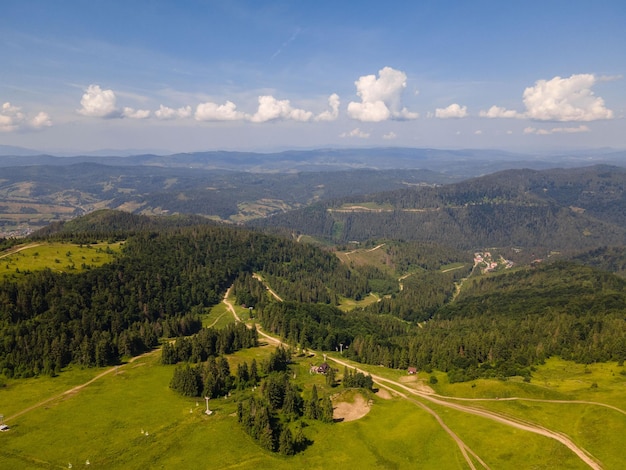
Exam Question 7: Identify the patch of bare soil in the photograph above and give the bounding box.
[333,393,371,422]
[376,388,393,400]
[398,375,435,394]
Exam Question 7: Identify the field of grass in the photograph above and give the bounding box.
[0,348,458,469]
[2,294,626,470]
[0,242,122,280]
[335,202,395,211]
[2,344,625,469]
[337,292,381,312]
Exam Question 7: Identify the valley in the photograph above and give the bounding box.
[1,151,625,468]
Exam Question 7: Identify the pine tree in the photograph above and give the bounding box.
[305,385,319,419]
[250,358,259,385]
[325,366,336,387]
[278,427,295,455]
[320,395,334,423]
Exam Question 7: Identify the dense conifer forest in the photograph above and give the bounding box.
[0,214,365,377]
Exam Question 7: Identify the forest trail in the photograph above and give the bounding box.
[252,273,283,301]
[223,284,281,346]
[223,285,242,322]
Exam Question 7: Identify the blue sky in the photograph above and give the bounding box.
[1,0,625,153]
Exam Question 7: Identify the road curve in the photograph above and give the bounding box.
[328,356,602,470]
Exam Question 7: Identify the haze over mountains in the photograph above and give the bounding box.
[1,145,625,173]
[1,146,626,239]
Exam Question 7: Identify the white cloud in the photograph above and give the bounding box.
[479,105,522,119]
[523,125,590,135]
[340,127,370,139]
[1,102,52,132]
[523,74,613,121]
[78,84,119,118]
[0,102,25,132]
[435,103,468,119]
[248,95,313,123]
[122,107,150,119]
[474,130,483,135]
[481,74,614,122]
[315,93,340,122]
[383,131,397,140]
[347,66,418,122]
[195,101,245,121]
[155,105,192,120]
[30,111,53,128]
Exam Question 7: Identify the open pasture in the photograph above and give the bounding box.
[0,242,121,280]
[2,347,625,468]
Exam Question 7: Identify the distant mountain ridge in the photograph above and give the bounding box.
[1,146,625,174]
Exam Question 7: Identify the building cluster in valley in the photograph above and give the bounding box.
[474,251,514,273]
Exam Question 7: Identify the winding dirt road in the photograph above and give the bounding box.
[249,276,606,469]
[328,355,603,470]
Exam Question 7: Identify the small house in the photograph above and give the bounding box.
[407,367,417,375]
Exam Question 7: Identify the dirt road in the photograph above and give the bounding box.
[328,355,602,470]
[0,242,42,260]
[5,348,159,423]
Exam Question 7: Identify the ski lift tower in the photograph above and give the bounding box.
[204,397,213,416]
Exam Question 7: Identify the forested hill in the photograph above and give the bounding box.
[0,219,367,378]
[251,165,626,254]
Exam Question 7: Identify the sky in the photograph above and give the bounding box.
[1,0,625,154]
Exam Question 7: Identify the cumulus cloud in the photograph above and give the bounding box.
[347,67,418,122]
[523,125,590,135]
[522,74,613,121]
[78,84,119,118]
[195,101,245,121]
[0,102,25,132]
[30,111,53,128]
[122,107,150,119]
[154,105,192,120]
[481,74,614,122]
[1,102,52,132]
[479,105,522,119]
[435,103,468,119]
[248,95,313,123]
[383,131,397,140]
[340,127,370,139]
[315,93,340,122]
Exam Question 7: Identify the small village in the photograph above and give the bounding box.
[473,251,514,273]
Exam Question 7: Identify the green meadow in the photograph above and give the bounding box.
[0,242,122,280]
[1,265,625,468]
[2,337,625,469]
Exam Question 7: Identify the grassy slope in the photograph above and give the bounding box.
[1,256,625,468]
[0,242,121,280]
[2,337,625,469]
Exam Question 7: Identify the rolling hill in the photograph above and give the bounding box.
[252,165,626,256]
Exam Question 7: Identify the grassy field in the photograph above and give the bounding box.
[337,292,381,312]
[2,287,625,469]
[2,341,625,469]
[0,242,122,280]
